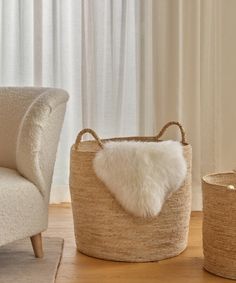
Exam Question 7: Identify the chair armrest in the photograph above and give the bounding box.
[16,88,69,200]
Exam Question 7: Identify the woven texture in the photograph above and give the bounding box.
[202,172,236,279]
[70,122,192,262]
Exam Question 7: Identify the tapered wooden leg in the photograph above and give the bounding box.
[30,233,44,258]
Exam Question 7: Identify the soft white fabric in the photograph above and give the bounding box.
[0,168,47,246]
[16,89,68,198]
[0,87,48,169]
[0,87,68,247]
[93,140,187,217]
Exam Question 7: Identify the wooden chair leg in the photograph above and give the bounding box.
[30,233,44,258]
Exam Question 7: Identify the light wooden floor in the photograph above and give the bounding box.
[45,205,230,283]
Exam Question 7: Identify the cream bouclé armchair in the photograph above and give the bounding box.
[0,87,69,257]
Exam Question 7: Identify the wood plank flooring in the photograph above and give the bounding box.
[44,205,230,283]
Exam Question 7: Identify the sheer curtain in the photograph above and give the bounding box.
[0,0,144,203]
[151,0,222,209]
[0,0,230,210]
[46,0,143,202]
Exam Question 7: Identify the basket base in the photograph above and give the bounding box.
[204,258,236,280]
[77,245,188,263]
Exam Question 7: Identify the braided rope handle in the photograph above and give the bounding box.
[156,121,187,144]
[75,128,103,150]
[75,121,187,150]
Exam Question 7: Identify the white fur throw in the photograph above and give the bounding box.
[93,140,187,217]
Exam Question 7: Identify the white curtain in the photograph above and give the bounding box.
[151,0,222,210]
[0,0,143,203]
[0,0,232,210]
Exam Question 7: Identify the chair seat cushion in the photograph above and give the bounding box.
[0,167,47,246]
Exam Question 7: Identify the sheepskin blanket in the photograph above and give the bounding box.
[93,140,187,217]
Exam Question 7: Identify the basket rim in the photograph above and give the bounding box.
[72,137,191,152]
[100,137,190,145]
[202,171,236,188]
[101,136,189,146]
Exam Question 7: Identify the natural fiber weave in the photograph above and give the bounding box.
[202,172,236,279]
[70,121,192,262]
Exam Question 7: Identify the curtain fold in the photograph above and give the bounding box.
[0,0,143,203]
[152,0,223,210]
[153,0,202,209]
[0,0,229,209]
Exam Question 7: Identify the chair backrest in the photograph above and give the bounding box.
[0,87,48,169]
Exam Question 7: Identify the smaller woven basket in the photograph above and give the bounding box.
[70,121,192,262]
[202,172,236,279]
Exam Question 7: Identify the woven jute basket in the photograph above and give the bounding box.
[202,172,236,279]
[70,121,192,262]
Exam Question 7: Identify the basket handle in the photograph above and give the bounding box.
[75,122,186,149]
[75,128,104,150]
[156,121,187,144]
